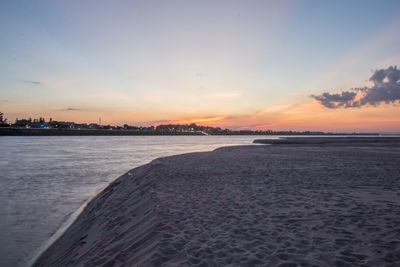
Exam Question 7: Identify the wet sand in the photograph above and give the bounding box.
[34,138,400,266]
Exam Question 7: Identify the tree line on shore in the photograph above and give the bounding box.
[0,112,376,135]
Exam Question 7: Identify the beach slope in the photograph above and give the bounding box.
[34,138,400,266]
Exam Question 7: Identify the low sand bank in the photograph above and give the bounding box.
[253,136,398,146]
[34,138,400,266]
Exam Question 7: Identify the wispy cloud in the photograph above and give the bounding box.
[64,107,82,111]
[22,80,42,85]
[311,66,400,108]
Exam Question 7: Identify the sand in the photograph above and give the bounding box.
[34,137,400,266]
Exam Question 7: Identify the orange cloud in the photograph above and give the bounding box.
[171,115,227,125]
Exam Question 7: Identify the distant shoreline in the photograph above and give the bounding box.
[0,128,380,136]
[0,128,204,136]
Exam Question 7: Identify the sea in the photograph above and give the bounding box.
[0,135,276,267]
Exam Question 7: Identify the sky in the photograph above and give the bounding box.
[1,0,400,133]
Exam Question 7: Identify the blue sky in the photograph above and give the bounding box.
[1,0,400,131]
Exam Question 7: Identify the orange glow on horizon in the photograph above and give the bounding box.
[5,100,400,133]
[215,100,400,133]
[170,115,227,125]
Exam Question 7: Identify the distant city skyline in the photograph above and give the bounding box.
[1,0,400,133]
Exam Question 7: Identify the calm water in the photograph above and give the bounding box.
[0,135,272,266]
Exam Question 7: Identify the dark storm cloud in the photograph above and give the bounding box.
[311,66,400,108]
[311,91,357,108]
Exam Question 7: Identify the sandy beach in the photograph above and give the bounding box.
[34,137,400,266]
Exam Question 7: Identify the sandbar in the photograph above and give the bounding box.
[34,137,400,266]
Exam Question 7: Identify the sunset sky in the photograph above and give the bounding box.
[1,0,400,132]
